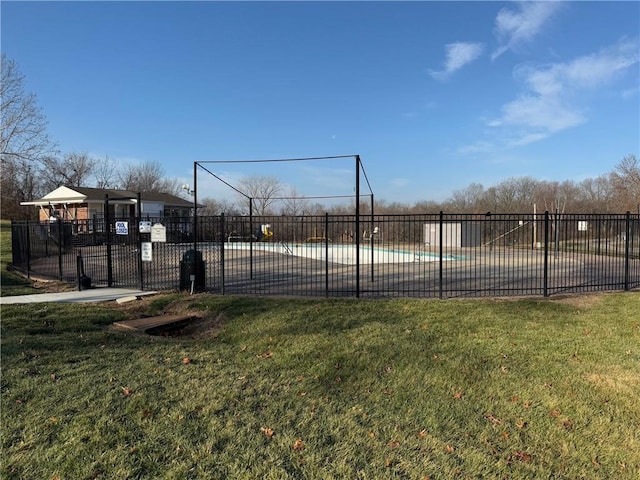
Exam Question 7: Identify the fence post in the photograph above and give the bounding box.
[137,192,143,290]
[370,194,375,282]
[249,199,253,280]
[77,252,82,291]
[439,211,444,299]
[57,218,63,280]
[26,222,32,279]
[220,213,225,295]
[544,211,549,297]
[325,212,329,297]
[625,211,630,291]
[105,194,113,287]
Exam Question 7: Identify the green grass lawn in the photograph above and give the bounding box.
[2,293,639,479]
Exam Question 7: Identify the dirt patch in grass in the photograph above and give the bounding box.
[30,279,77,293]
[111,292,224,339]
[552,292,604,308]
[154,313,226,339]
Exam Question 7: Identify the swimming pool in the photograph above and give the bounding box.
[223,242,457,265]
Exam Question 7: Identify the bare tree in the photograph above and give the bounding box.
[198,197,241,216]
[576,175,614,212]
[0,55,55,164]
[279,186,309,216]
[92,154,119,189]
[41,152,96,191]
[1,55,56,219]
[237,175,282,215]
[117,160,182,195]
[610,154,640,211]
[446,182,485,212]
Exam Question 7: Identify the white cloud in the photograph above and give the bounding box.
[488,39,639,146]
[457,141,495,155]
[492,1,562,60]
[430,42,484,80]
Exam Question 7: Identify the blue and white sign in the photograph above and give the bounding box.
[139,221,152,233]
[115,221,129,235]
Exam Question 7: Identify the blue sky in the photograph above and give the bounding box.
[2,1,639,204]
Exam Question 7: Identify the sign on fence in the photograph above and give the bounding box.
[139,221,152,233]
[115,221,129,235]
[141,242,153,262]
[151,223,166,243]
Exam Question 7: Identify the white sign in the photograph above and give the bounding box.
[139,221,152,233]
[150,223,167,243]
[115,221,129,235]
[577,221,588,232]
[141,242,153,262]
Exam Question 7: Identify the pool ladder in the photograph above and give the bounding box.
[280,241,293,255]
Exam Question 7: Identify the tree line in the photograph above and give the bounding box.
[2,54,638,220]
[195,155,639,218]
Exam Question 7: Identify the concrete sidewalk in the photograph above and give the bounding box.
[0,288,158,305]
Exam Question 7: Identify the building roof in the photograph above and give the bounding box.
[21,186,194,207]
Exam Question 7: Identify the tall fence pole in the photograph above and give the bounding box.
[439,211,444,299]
[220,213,225,295]
[249,199,254,280]
[137,192,143,290]
[355,155,361,298]
[625,211,630,291]
[544,211,549,297]
[193,163,198,275]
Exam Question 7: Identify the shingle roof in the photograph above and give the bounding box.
[71,187,193,207]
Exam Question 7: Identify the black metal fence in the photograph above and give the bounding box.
[11,212,640,298]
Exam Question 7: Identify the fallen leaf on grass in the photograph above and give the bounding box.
[182,357,191,365]
[257,351,273,359]
[444,445,455,453]
[260,427,275,438]
[293,438,305,451]
[485,413,502,425]
[513,451,532,462]
[388,440,400,448]
[453,391,463,399]
[509,395,520,403]
[417,429,427,439]
[549,409,561,417]
[121,387,132,396]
